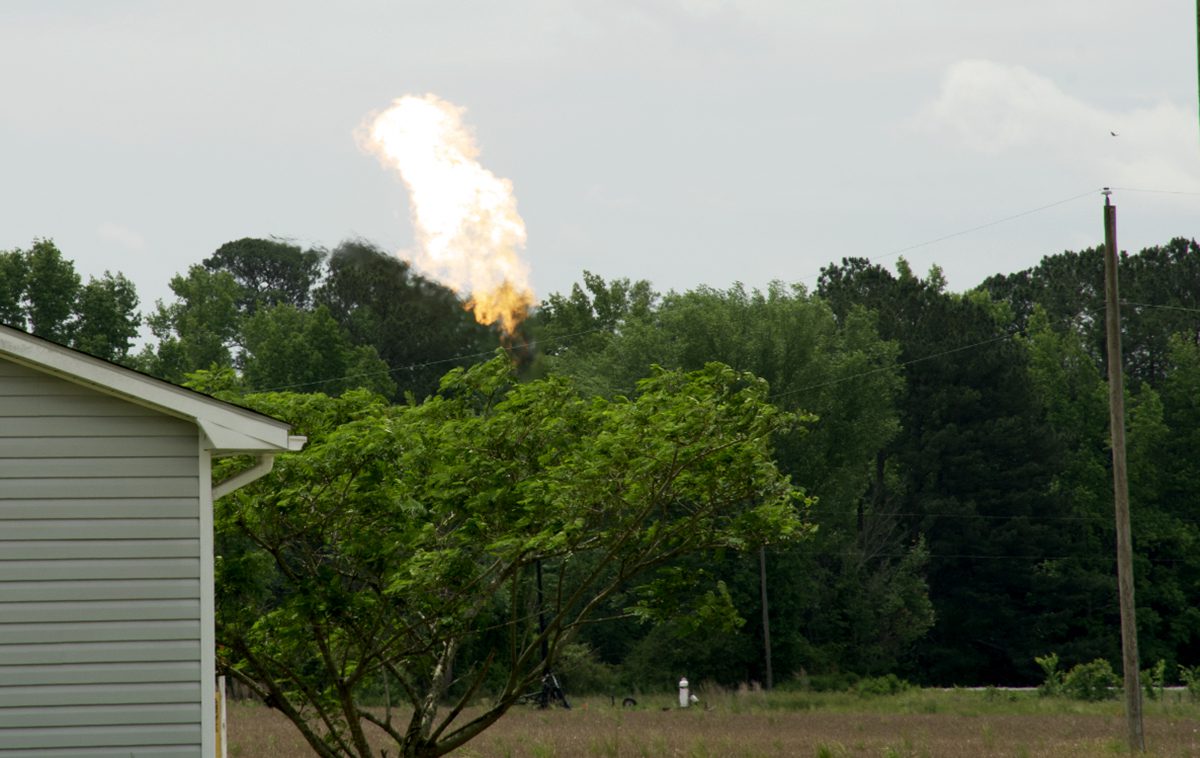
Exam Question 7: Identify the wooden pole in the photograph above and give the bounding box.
[759,546,773,690]
[1103,189,1144,753]
[536,559,548,672]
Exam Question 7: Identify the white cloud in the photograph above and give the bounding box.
[96,222,146,251]
[914,59,1200,193]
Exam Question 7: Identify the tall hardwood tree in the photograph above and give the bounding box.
[142,265,242,382]
[983,237,1200,387]
[531,274,928,683]
[203,237,325,314]
[819,258,1068,684]
[216,357,807,758]
[315,240,496,401]
[0,239,141,363]
[239,303,396,397]
[24,238,80,343]
[73,272,141,362]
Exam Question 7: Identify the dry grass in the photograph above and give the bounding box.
[227,690,1200,757]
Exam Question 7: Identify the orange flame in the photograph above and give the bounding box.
[360,94,534,335]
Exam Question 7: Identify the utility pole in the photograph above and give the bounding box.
[1103,188,1144,753]
[536,559,548,671]
[759,546,773,690]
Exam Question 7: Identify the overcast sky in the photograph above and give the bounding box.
[3,1,1198,317]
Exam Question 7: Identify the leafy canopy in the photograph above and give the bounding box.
[216,356,810,758]
[0,239,141,362]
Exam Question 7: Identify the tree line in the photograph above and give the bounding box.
[5,233,1200,756]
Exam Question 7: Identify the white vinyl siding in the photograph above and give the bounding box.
[0,360,203,755]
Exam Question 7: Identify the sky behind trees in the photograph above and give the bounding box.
[2,0,1198,314]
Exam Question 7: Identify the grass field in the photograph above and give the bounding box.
[226,688,1200,757]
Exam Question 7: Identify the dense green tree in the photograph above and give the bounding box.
[818,258,1071,684]
[983,237,1200,387]
[631,284,928,682]
[73,272,141,362]
[530,270,659,382]
[240,303,396,397]
[531,275,927,683]
[1118,238,1200,384]
[1016,309,1200,673]
[315,240,495,400]
[1120,382,1197,666]
[0,249,28,327]
[537,278,901,506]
[981,246,1105,345]
[1136,337,1200,668]
[141,238,503,400]
[1162,335,1200,517]
[142,265,242,382]
[216,357,807,758]
[1019,308,1117,666]
[203,237,325,314]
[24,238,81,343]
[0,240,140,363]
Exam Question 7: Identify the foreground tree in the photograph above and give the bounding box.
[216,357,808,758]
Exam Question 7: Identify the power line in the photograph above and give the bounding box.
[251,325,612,393]
[788,184,1195,287]
[870,189,1100,263]
[1121,300,1200,316]
[769,331,1017,402]
[1109,186,1200,197]
[786,188,1101,286]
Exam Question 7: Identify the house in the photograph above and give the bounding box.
[0,325,304,756]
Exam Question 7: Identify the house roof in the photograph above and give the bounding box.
[0,325,304,454]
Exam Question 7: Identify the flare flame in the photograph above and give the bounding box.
[361,94,534,335]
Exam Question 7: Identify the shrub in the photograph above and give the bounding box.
[1180,665,1200,702]
[1140,659,1166,701]
[855,674,910,697]
[1063,659,1119,701]
[1035,653,1063,698]
[555,642,619,694]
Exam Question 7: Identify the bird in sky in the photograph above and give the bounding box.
[1111,131,1119,136]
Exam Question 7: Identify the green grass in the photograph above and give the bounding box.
[682,684,1197,718]
[227,688,1200,757]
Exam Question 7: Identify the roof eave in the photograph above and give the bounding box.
[0,325,297,454]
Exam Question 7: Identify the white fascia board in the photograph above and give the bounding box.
[212,454,275,501]
[198,420,287,453]
[0,326,294,453]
